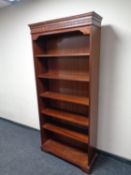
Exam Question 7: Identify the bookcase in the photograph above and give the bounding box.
[29,12,102,173]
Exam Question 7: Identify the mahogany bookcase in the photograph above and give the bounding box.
[29,11,102,173]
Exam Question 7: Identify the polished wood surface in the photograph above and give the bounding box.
[29,11,102,173]
[41,108,89,127]
[43,139,88,170]
[35,53,90,57]
[40,91,89,106]
[29,12,102,39]
[88,26,101,164]
[43,123,88,144]
[38,72,90,82]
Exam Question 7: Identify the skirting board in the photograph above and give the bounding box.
[97,149,131,166]
[0,116,39,132]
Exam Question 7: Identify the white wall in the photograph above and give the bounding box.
[0,0,131,160]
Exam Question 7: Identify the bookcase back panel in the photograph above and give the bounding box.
[47,57,89,74]
[48,100,89,116]
[45,116,88,133]
[37,31,90,54]
[49,80,89,97]
[38,79,89,96]
[33,40,46,55]
[45,130,88,152]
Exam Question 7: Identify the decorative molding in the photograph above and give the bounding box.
[29,11,102,37]
[79,27,91,35]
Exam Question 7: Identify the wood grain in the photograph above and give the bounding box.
[43,123,88,144]
[38,72,90,82]
[40,91,89,106]
[43,139,88,170]
[41,108,89,127]
[35,53,90,57]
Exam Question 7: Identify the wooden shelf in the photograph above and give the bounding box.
[40,91,89,106]
[41,108,89,128]
[38,72,90,82]
[43,139,88,169]
[43,123,88,144]
[35,53,90,58]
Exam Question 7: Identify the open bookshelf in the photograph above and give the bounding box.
[29,12,102,173]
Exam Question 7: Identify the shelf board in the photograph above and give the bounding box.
[40,91,89,106]
[41,108,89,128]
[38,72,90,82]
[43,139,88,169]
[43,123,88,144]
[35,53,90,58]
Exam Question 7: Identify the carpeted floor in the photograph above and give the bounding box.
[0,118,131,175]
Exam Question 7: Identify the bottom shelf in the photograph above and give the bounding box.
[43,139,88,170]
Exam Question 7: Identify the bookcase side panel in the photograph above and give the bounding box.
[88,26,101,165]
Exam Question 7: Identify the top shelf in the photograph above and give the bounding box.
[35,53,90,58]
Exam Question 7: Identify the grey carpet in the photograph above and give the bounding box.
[0,118,131,175]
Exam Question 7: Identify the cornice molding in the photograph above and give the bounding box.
[29,12,102,36]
